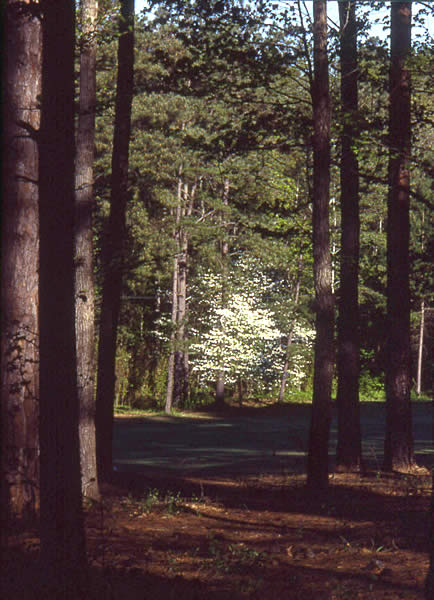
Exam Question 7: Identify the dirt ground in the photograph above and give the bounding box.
[4,466,432,599]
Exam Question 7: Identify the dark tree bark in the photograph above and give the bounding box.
[96,0,134,482]
[336,0,362,472]
[75,0,99,500]
[1,0,41,526]
[38,0,87,595]
[307,0,334,491]
[383,2,415,472]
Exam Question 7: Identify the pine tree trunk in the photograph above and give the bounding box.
[75,0,99,500]
[215,178,230,409]
[96,0,134,482]
[165,174,182,414]
[336,0,362,472]
[165,259,178,414]
[173,183,189,409]
[383,2,415,472]
[1,0,41,525]
[307,0,334,491]
[38,1,87,594]
[416,300,425,396]
[278,252,303,404]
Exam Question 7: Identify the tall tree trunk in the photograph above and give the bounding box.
[165,262,178,414]
[416,300,425,396]
[38,1,87,595]
[75,0,99,500]
[416,210,426,397]
[1,0,41,526]
[165,174,182,414]
[173,182,189,409]
[215,178,230,409]
[307,0,334,490]
[167,178,196,411]
[96,0,134,482]
[278,252,303,404]
[336,0,362,472]
[383,2,415,472]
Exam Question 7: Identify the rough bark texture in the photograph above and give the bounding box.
[96,0,134,482]
[307,0,334,491]
[383,2,415,472]
[336,0,362,472]
[1,0,41,525]
[75,0,99,500]
[38,0,87,595]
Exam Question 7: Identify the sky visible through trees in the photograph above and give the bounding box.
[135,0,434,41]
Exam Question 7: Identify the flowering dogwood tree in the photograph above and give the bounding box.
[189,256,314,395]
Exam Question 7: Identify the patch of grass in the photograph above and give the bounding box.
[411,391,432,403]
[283,389,313,404]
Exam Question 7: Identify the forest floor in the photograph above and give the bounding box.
[3,403,432,600]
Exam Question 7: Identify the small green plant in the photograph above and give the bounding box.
[206,535,264,574]
[144,488,160,513]
[164,490,183,515]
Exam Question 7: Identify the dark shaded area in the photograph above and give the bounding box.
[113,403,433,477]
[2,468,430,599]
[3,403,430,599]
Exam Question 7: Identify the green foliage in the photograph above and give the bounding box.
[359,374,385,403]
[92,2,433,409]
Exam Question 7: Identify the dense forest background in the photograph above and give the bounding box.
[91,1,433,410]
[1,1,433,597]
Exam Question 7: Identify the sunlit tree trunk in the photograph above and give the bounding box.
[173,182,189,409]
[215,178,230,409]
[383,2,415,472]
[75,0,99,500]
[174,181,196,408]
[96,0,134,482]
[336,0,362,472]
[307,0,334,490]
[278,252,303,404]
[39,0,87,594]
[165,174,182,414]
[416,300,425,396]
[1,0,41,527]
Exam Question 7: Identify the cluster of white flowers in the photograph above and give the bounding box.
[189,255,314,393]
